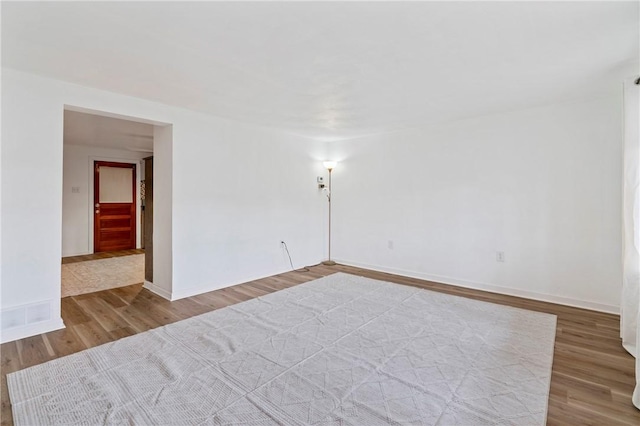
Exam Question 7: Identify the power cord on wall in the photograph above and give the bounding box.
[281,241,311,272]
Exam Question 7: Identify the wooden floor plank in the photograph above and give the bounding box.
[14,337,52,369]
[115,304,170,333]
[61,249,145,264]
[72,321,113,349]
[95,290,130,309]
[1,264,638,425]
[42,327,86,358]
[60,297,92,326]
[74,297,131,332]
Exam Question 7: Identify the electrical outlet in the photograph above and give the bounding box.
[496,251,505,262]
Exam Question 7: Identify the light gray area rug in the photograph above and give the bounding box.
[8,272,557,425]
[61,254,144,297]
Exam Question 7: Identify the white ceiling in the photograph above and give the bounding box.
[64,110,154,152]
[3,2,638,140]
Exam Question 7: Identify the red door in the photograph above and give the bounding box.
[94,161,137,252]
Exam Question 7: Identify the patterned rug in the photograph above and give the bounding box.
[8,273,556,425]
[61,254,144,297]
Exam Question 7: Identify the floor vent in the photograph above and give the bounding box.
[1,302,52,330]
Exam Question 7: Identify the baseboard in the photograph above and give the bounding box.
[170,267,295,301]
[334,259,620,315]
[143,280,172,301]
[62,250,92,258]
[0,317,65,344]
[146,261,321,301]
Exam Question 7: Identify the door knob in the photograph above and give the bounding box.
[95,203,100,208]
[95,210,100,214]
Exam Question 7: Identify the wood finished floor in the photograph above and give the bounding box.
[61,248,145,264]
[1,264,638,425]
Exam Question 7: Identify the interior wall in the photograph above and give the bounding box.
[144,125,173,299]
[62,144,148,257]
[169,114,329,300]
[2,69,66,341]
[1,68,326,342]
[329,95,623,313]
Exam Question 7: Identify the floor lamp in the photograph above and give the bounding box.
[322,161,337,266]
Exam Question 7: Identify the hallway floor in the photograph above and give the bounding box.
[61,249,144,297]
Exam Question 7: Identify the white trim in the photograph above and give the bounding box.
[334,258,620,315]
[170,284,222,301]
[170,268,293,301]
[0,318,65,344]
[143,280,172,301]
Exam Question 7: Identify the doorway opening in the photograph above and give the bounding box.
[61,108,159,298]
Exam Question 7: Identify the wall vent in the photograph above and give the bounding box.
[1,307,26,330]
[1,301,52,330]
[26,303,51,324]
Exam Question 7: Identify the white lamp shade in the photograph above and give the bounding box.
[323,161,337,170]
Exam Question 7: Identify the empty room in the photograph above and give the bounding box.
[1,1,639,425]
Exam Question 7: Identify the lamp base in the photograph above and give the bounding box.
[322,260,337,266]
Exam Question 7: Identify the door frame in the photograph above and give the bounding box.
[93,160,137,252]
[88,156,143,253]
[63,104,173,302]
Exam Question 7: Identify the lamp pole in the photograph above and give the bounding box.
[322,163,336,266]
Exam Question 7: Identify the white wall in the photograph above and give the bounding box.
[1,68,326,342]
[62,144,148,257]
[169,114,329,299]
[4,65,621,345]
[329,96,623,313]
